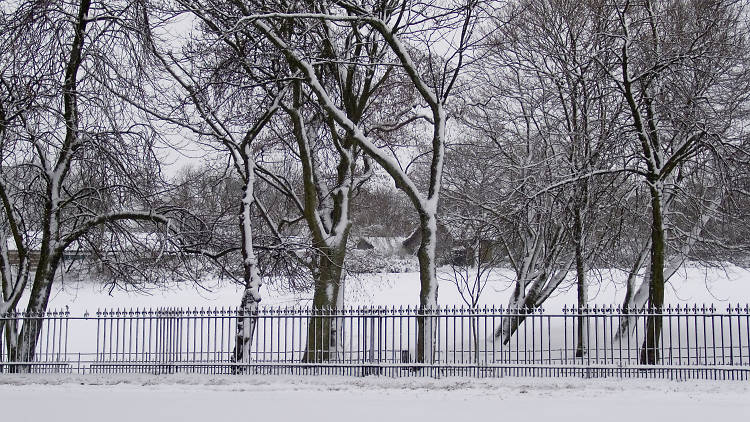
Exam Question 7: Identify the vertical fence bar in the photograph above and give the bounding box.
[728,305,734,365]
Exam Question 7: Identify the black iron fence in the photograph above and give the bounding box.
[1,304,749,379]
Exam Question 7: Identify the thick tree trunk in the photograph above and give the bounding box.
[416,213,439,363]
[641,185,665,364]
[0,263,22,365]
[1,318,16,371]
[15,182,58,369]
[16,264,55,371]
[303,243,347,363]
[2,318,18,363]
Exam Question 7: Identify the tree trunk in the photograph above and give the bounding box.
[232,159,262,366]
[573,208,588,357]
[16,264,55,372]
[641,184,665,364]
[470,311,480,363]
[303,243,347,363]
[494,257,572,345]
[416,213,439,363]
[1,317,18,372]
[496,284,538,346]
[233,268,261,366]
[2,318,18,362]
[614,244,650,342]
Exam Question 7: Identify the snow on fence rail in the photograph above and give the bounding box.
[1,305,749,379]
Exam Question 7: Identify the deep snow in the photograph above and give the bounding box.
[0,374,747,421]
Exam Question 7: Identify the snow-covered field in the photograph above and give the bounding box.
[34,264,750,313]
[5,268,750,421]
[0,374,747,421]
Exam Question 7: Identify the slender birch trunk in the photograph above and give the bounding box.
[233,152,262,365]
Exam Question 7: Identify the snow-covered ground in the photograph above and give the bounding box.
[0,374,747,421]
[8,264,747,363]
[33,264,750,313]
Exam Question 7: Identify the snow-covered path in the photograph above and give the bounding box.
[0,375,747,421]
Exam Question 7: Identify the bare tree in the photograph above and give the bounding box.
[238,0,482,363]
[492,0,627,356]
[446,0,627,348]
[126,1,299,364]
[157,0,378,363]
[0,0,176,366]
[281,83,374,362]
[598,0,750,363]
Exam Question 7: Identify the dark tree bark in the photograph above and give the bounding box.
[641,184,666,364]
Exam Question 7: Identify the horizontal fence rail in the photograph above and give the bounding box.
[1,304,749,380]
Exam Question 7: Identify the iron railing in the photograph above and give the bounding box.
[1,304,749,379]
